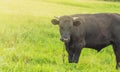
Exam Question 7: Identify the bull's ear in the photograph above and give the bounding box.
[73,21,81,26]
[51,19,59,25]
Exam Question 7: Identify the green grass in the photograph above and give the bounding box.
[0,0,120,72]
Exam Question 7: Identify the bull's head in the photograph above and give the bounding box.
[51,16,81,43]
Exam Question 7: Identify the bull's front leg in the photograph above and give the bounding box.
[72,43,83,63]
[65,40,84,63]
[65,43,74,63]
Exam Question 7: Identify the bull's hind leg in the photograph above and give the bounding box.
[113,40,120,69]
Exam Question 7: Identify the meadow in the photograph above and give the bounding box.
[0,0,120,72]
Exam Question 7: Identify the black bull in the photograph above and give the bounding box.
[51,13,120,69]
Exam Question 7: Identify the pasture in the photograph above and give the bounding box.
[0,0,120,72]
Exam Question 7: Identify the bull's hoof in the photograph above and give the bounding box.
[69,61,73,63]
[68,60,78,63]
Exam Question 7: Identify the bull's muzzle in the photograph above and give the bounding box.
[60,38,70,42]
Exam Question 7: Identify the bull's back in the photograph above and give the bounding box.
[71,13,120,49]
[81,13,116,49]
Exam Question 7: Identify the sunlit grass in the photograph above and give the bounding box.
[0,0,120,72]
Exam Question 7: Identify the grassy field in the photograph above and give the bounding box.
[0,0,120,72]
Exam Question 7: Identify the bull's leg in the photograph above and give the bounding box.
[65,43,74,63]
[66,45,74,63]
[73,43,82,63]
[65,40,84,63]
[113,41,120,69]
[68,52,74,63]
